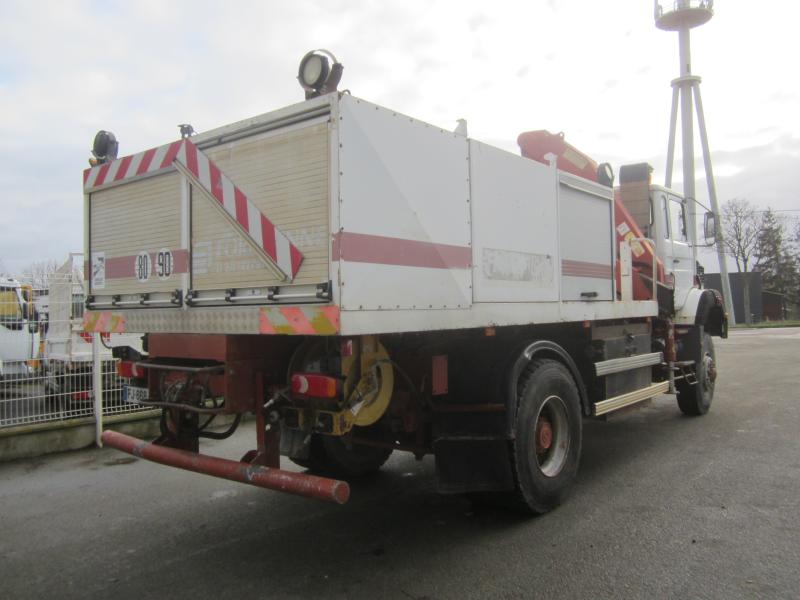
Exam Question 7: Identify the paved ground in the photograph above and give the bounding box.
[1,328,799,599]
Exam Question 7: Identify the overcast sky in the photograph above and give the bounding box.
[1,0,798,275]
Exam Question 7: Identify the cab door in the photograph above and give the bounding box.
[662,193,694,309]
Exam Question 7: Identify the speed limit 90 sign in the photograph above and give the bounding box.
[156,248,173,280]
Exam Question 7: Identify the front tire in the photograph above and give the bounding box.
[511,359,582,514]
[676,333,716,416]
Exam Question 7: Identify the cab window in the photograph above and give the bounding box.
[661,195,671,239]
[669,198,688,243]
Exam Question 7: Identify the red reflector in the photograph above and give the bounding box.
[341,339,354,358]
[432,355,448,396]
[117,361,144,379]
[291,373,339,398]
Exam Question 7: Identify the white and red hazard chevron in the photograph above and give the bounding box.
[83,139,303,280]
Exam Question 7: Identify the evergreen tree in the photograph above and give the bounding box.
[790,219,800,305]
[755,209,799,315]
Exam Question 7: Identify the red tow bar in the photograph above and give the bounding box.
[101,430,350,505]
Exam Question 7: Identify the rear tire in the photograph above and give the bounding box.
[510,359,582,514]
[288,434,327,471]
[676,333,716,416]
[291,432,393,478]
[319,435,393,478]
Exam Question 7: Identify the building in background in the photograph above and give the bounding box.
[705,272,798,323]
[761,290,788,321]
[705,272,763,324]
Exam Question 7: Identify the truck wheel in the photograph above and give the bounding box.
[319,434,393,478]
[288,434,327,471]
[293,433,392,478]
[676,333,716,416]
[511,359,582,514]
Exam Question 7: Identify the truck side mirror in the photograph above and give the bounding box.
[28,308,40,333]
[703,212,716,244]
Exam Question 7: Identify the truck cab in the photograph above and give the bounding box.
[0,277,40,381]
[649,186,696,310]
[616,162,720,329]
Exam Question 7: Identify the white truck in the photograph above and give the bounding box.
[0,277,41,385]
[85,52,726,511]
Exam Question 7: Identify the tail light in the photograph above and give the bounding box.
[291,373,339,398]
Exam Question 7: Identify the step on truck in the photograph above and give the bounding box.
[84,51,726,511]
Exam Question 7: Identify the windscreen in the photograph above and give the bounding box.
[0,287,23,323]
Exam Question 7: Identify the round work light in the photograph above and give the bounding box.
[297,49,343,99]
[91,130,119,164]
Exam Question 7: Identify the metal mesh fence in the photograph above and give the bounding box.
[1,258,154,429]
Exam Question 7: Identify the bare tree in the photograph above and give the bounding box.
[721,198,761,324]
[20,259,60,289]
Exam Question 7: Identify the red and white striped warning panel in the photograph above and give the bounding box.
[84,139,303,281]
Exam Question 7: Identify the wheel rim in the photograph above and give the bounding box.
[533,395,570,477]
[702,353,716,396]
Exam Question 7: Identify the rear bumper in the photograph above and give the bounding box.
[101,430,350,504]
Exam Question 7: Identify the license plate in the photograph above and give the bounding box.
[123,385,149,404]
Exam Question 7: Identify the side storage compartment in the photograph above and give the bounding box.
[558,174,615,301]
[469,141,559,304]
[335,96,472,312]
[587,322,667,416]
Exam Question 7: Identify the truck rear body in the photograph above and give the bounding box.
[84,94,655,337]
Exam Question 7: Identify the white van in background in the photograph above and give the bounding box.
[0,277,41,383]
